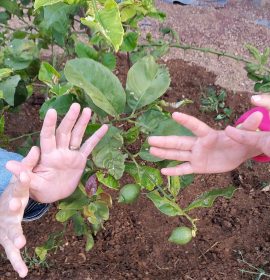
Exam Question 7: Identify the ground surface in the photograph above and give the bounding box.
[1,57,270,280]
[150,0,270,92]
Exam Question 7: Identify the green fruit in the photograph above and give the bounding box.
[168,226,193,245]
[118,184,141,204]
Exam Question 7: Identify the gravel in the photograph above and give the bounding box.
[145,0,270,92]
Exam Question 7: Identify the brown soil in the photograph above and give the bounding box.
[1,57,270,280]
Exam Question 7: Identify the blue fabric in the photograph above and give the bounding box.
[0,148,23,195]
[0,148,50,220]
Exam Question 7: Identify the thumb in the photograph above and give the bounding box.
[6,146,40,177]
[251,95,270,110]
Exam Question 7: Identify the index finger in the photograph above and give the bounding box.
[40,109,57,154]
[172,112,211,137]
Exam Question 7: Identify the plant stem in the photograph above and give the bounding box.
[140,42,270,73]
[9,131,40,142]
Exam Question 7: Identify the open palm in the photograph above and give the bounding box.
[148,112,262,176]
[6,103,108,203]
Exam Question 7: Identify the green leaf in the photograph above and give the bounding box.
[126,56,170,111]
[85,232,94,251]
[120,32,138,52]
[0,12,10,24]
[75,42,99,60]
[96,171,120,189]
[120,6,136,22]
[92,126,127,180]
[168,176,181,198]
[72,212,87,236]
[0,0,21,15]
[125,162,162,191]
[94,201,109,221]
[254,82,270,93]
[0,68,13,81]
[64,58,126,117]
[147,191,184,216]
[39,94,77,119]
[34,0,63,10]
[38,61,60,87]
[261,47,270,65]
[4,39,39,70]
[137,109,169,134]
[58,187,89,210]
[0,75,20,106]
[100,52,116,71]
[184,186,236,212]
[81,0,124,52]
[122,126,139,144]
[35,247,48,262]
[246,44,261,61]
[55,209,77,222]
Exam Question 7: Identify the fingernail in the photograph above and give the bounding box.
[252,95,261,102]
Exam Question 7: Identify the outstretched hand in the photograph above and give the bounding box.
[148,111,263,176]
[0,147,39,278]
[6,103,108,203]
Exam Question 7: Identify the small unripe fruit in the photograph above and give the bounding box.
[118,184,141,204]
[168,226,193,245]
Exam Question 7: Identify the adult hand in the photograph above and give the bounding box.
[148,111,263,176]
[0,147,39,278]
[6,103,108,203]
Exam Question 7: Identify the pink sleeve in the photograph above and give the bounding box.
[235,106,270,163]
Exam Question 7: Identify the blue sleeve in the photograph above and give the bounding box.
[0,148,23,195]
[0,148,50,221]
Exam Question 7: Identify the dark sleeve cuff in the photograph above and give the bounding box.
[23,199,50,222]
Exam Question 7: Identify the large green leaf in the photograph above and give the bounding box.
[34,0,63,10]
[147,191,184,216]
[64,58,126,117]
[184,186,236,212]
[4,39,39,70]
[96,171,120,189]
[137,109,170,134]
[92,126,127,180]
[0,75,20,106]
[39,94,77,119]
[58,187,89,210]
[126,56,170,111]
[82,0,124,51]
[125,162,162,191]
[139,118,193,162]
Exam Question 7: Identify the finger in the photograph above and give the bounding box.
[239,111,263,131]
[56,103,81,149]
[172,112,211,137]
[148,136,196,150]
[9,198,22,212]
[225,126,270,156]
[150,147,191,161]
[2,238,28,278]
[80,125,108,157]
[161,162,193,176]
[22,146,40,168]
[7,225,26,249]
[69,107,91,149]
[5,146,40,177]
[12,172,30,198]
[40,108,57,154]
[251,95,270,110]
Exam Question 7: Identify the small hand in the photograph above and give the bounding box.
[0,147,39,278]
[225,94,270,157]
[6,103,108,203]
[148,111,262,176]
